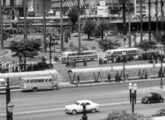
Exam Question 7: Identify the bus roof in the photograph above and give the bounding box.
[0,70,58,79]
[62,50,96,54]
[106,48,139,52]
[21,76,52,80]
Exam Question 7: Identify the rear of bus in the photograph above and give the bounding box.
[20,76,58,92]
[0,78,6,94]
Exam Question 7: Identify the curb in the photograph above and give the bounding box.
[7,77,163,91]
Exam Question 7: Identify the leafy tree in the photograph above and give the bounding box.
[154,31,165,51]
[137,40,157,52]
[98,39,120,51]
[94,21,109,40]
[83,19,95,40]
[103,111,144,120]
[68,6,79,32]
[8,39,41,71]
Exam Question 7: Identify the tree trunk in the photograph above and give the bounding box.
[148,0,151,41]
[140,0,143,42]
[87,34,90,40]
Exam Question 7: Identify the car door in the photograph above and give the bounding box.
[85,102,92,111]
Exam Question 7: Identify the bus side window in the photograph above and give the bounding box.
[49,79,52,82]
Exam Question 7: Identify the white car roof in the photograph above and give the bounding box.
[76,100,92,103]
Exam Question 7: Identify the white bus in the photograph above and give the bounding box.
[60,50,98,64]
[105,48,139,59]
[0,78,6,94]
[20,76,58,91]
[0,70,59,92]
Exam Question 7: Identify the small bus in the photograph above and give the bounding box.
[0,70,59,92]
[20,76,58,92]
[0,78,6,94]
[105,48,139,60]
[60,50,98,64]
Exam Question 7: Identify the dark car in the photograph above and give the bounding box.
[141,92,164,104]
[152,109,165,117]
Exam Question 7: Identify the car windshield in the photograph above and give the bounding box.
[75,101,80,105]
[147,93,152,97]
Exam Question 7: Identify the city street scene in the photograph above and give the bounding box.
[1,0,165,120]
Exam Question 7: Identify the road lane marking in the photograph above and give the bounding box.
[0,100,141,116]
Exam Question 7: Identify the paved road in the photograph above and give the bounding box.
[0,80,165,120]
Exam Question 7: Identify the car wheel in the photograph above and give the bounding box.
[33,87,38,92]
[91,108,97,113]
[147,100,150,104]
[161,99,164,103]
[72,110,77,115]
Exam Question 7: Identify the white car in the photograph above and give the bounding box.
[65,100,100,114]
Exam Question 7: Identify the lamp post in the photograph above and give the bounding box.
[128,82,137,114]
[159,51,164,89]
[122,51,127,81]
[6,78,14,120]
[81,103,88,120]
[49,34,52,65]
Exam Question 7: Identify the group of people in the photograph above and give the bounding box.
[0,61,21,73]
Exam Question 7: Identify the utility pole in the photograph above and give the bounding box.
[128,1,131,47]
[24,0,27,41]
[155,0,158,32]
[0,0,4,49]
[6,78,11,120]
[78,0,81,53]
[140,0,143,42]
[60,0,64,52]
[43,0,47,52]
[148,0,151,41]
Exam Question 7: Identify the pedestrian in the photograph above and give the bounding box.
[107,73,111,82]
[77,74,80,85]
[126,70,129,80]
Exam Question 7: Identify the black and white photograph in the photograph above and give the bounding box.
[1,0,165,120]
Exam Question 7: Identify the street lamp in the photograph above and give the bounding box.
[159,51,164,89]
[6,78,14,120]
[81,103,88,120]
[7,102,14,120]
[128,82,137,114]
[122,51,127,81]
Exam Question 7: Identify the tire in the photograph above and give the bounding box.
[161,99,164,103]
[52,85,59,90]
[91,108,97,113]
[147,100,150,104]
[33,87,38,92]
[72,110,77,115]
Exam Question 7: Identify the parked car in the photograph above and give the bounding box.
[152,109,165,117]
[65,100,100,114]
[141,92,164,104]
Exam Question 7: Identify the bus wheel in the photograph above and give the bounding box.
[33,87,38,92]
[52,85,59,90]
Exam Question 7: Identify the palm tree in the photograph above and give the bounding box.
[148,0,151,41]
[68,6,79,32]
[119,0,128,46]
[0,1,3,49]
[140,0,143,42]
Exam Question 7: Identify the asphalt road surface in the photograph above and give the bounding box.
[0,80,165,120]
